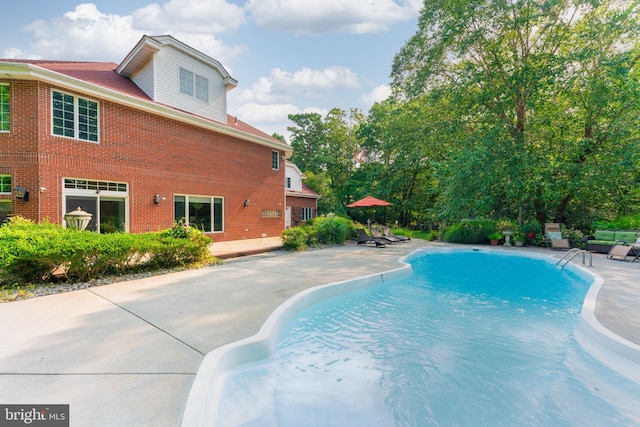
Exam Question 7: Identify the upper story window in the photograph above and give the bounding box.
[286,177,291,189]
[0,84,9,132]
[0,175,11,193]
[272,151,280,170]
[179,67,209,102]
[52,90,99,142]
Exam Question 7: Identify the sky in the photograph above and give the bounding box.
[1,0,422,141]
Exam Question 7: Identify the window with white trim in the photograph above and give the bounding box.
[301,207,313,221]
[52,90,99,142]
[272,151,280,170]
[0,175,11,193]
[174,195,223,232]
[179,67,209,102]
[0,84,9,132]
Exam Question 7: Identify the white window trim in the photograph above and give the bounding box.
[51,90,100,143]
[174,194,224,233]
[179,67,209,103]
[62,178,129,233]
[0,83,9,133]
[301,207,313,221]
[272,151,280,170]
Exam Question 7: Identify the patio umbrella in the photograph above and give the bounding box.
[346,195,392,208]
[346,196,392,228]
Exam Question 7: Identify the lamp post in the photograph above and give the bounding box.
[64,207,93,231]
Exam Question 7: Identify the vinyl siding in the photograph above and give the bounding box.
[152,45,227,123]
[130,57,154,99]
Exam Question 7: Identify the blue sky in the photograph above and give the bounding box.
[1,0,421,140]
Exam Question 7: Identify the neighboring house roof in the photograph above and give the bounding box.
[0,54,289,154]
[287,182,321,199]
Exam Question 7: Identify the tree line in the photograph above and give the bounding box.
[278,0,640,231]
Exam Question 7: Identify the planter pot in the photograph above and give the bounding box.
[515,240,524,247]
[526,232,536,239]
[490,239,499,246]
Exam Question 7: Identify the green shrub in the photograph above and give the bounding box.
[0,217,213,286]
[313,216,353,245]
[443,220,496,244]
[281,227,310,251]
[281,216,355,250]
[592,214,640,231]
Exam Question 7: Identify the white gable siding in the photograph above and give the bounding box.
[285,163,304,192]
[152,45,227,123]
[130,57,155,99]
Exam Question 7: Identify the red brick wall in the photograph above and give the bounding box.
[0,80,286,241]
[286,195,317,227]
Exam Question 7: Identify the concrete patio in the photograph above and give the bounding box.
[0,239,638,426]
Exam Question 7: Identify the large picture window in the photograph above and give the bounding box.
[179,67,209,102]
[52,90,99,142]
[174,195,223,232]
[0,84,9,132]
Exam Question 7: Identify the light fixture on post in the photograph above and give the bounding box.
[154,193,162,205]
[13,186,29,202]
[244,199,250,208]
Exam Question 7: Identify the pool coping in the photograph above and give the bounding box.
[181,247,640,426]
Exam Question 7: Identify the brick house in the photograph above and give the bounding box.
[285,161,320,228]
[0,35,293,242]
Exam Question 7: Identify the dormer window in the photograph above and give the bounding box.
[179,67,209,102]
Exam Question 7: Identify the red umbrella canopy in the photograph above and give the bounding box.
[347,196,392,208]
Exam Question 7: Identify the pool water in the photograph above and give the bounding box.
[215,250,640,426]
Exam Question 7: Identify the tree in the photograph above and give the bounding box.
[287,113,327,174]
[391,0,640,226]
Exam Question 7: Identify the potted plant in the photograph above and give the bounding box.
[522,220,542,239]
[512,231,524,247]
[488,231,503,245]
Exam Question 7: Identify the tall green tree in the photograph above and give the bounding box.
[287,112,327,174]
[391,0,640,226]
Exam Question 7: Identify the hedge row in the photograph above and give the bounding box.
[0,217,213,286]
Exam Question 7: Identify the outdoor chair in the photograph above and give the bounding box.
[607,235,640,262]
[371,227,400,243]
[353,228,386,247]
[383,226,409,242]
[545,223,570,250]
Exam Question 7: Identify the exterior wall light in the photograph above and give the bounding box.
[154,193,162,205]
[13,186,29,202]
[244,199,250,208]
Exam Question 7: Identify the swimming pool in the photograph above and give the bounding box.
[182,249,640,426]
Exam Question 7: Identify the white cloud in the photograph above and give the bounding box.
[231,102,330,140]
[2,48,34,59]
[238,66,360,103]
[246,0,422,34]
[16,2,245,62]
[132,0,246,34]
[361,84,391,106]
[24,4,140,60]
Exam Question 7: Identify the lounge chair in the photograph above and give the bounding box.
[353,228,386,247]
[383,226,409,242]
[371,227,399,243]
[607,235,640,262]
[545,223,570,250]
